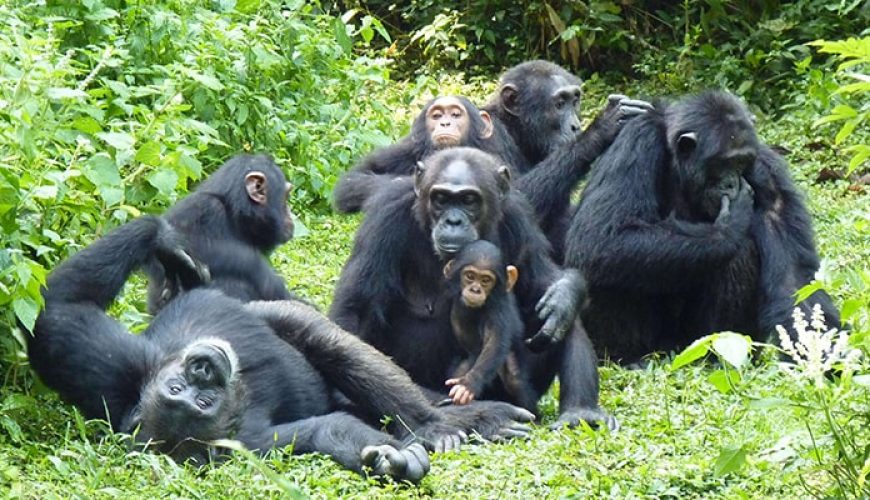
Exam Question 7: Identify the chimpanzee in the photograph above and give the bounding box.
[27,216,536,480]
[146,154,296,313]
[565,90,842,363]
[482,60,652,250]
[332,96,503,213]
[441,240,537,411]
[330,147,614,429]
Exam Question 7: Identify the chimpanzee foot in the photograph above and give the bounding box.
[551,407,619,432]
[361,443,429,483]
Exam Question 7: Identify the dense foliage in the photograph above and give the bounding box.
[0,0,868,497]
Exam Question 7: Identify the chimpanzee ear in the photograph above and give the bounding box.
[496,165,511,198]
[414,161,426,198]
[676,132,697,158]
[505,265,518,292]
[443,259,455,278]
[245,171,268,205]
[500,83,520,117]
[479,110,494,139]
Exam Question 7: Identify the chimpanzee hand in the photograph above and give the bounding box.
[445,377,478,405]
[715,178,754,238]
[361,442,429,483]
[586,94,654,149]
[527,269,586,352]
[154,218,210,292]
[551,406,619,432]
[438,400,535,442]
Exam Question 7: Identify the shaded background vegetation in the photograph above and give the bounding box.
[1,0,869,497]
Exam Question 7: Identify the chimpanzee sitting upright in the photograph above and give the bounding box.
[27,216,536,480]
[146,154,296,313]
[331,147,613,429]
[333,96,500,213]
[482,60,652,245]
[565,91,841,363]
[442,240,536,411]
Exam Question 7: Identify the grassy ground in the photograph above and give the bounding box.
[1,103,868,499]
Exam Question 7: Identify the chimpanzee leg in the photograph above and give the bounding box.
[550,321,617,430]
[242,412,429,482]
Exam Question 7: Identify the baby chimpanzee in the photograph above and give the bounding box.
[443,240,537,411]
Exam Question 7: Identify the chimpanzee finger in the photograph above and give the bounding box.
[620,98,654,111]
[400,443,429,482]
[525,331,555,352]
[607,94,629,104]
[436,398,454,407]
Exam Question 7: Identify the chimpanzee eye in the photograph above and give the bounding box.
[431,111,443,120]
[462,194,478,206]
[481,277,492,287]
[169,384,182,395]
[432,192,447,206]
[463,271,476,282]
[196,397,212,409]
[451,111,462,119]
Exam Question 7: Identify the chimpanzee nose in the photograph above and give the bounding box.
[445,214,462,226]
[190,359,213,383]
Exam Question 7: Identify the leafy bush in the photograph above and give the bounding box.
[809,37,870,175]
[0,0,404,371]
[351,1,869,111]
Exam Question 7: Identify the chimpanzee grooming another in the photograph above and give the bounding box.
[331,147,614,429]
[146,154,296,313]
[482,60,652,247]
[565,90,841,363]
[333,96,499,213]
[28,216,536,481]
[442,240,537,411]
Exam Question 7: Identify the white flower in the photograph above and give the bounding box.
[776,303,859,387]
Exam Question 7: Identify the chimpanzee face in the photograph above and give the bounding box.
[542,74,583,148]
[134,338,245,463]
[414,149,510,260]
[426,97,472,148]
[669,93,759,220]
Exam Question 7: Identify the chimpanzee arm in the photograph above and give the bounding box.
[329,180,419,342]
[29,217,194,426]
[515,95,653,230]
[499,193,585,349]
[247,299,472,452]
[333,137,422,213]
[452,315,516,398]
[566,114,753,294]
[238,411,429,482]
[748,146,841,337]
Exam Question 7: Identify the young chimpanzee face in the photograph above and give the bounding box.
[443,239,519,309]
[423,96,495,149]
[414,148,511,259]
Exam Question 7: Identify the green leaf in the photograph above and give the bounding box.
[134,141,162,166]
[84,154,121,187]
[713,445,747,476]
[148,169,179,196]
[748,398,791,409]
[235,0,260,13]
[96,132,135,151]
[12,297,39,332]
[334,18,352,54]
[670,336,713,370]
[708,369,741,394]
[712,332,751,369]
[47,88,87,100]
[70,116,103,135]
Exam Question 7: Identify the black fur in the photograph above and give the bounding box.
[330,147,613,428]
[146,154,296,312]
[484,60,650,254]
[566,91,841,362]
[445,241,536,411]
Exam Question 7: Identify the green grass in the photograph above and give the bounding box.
[1,102,869,499]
